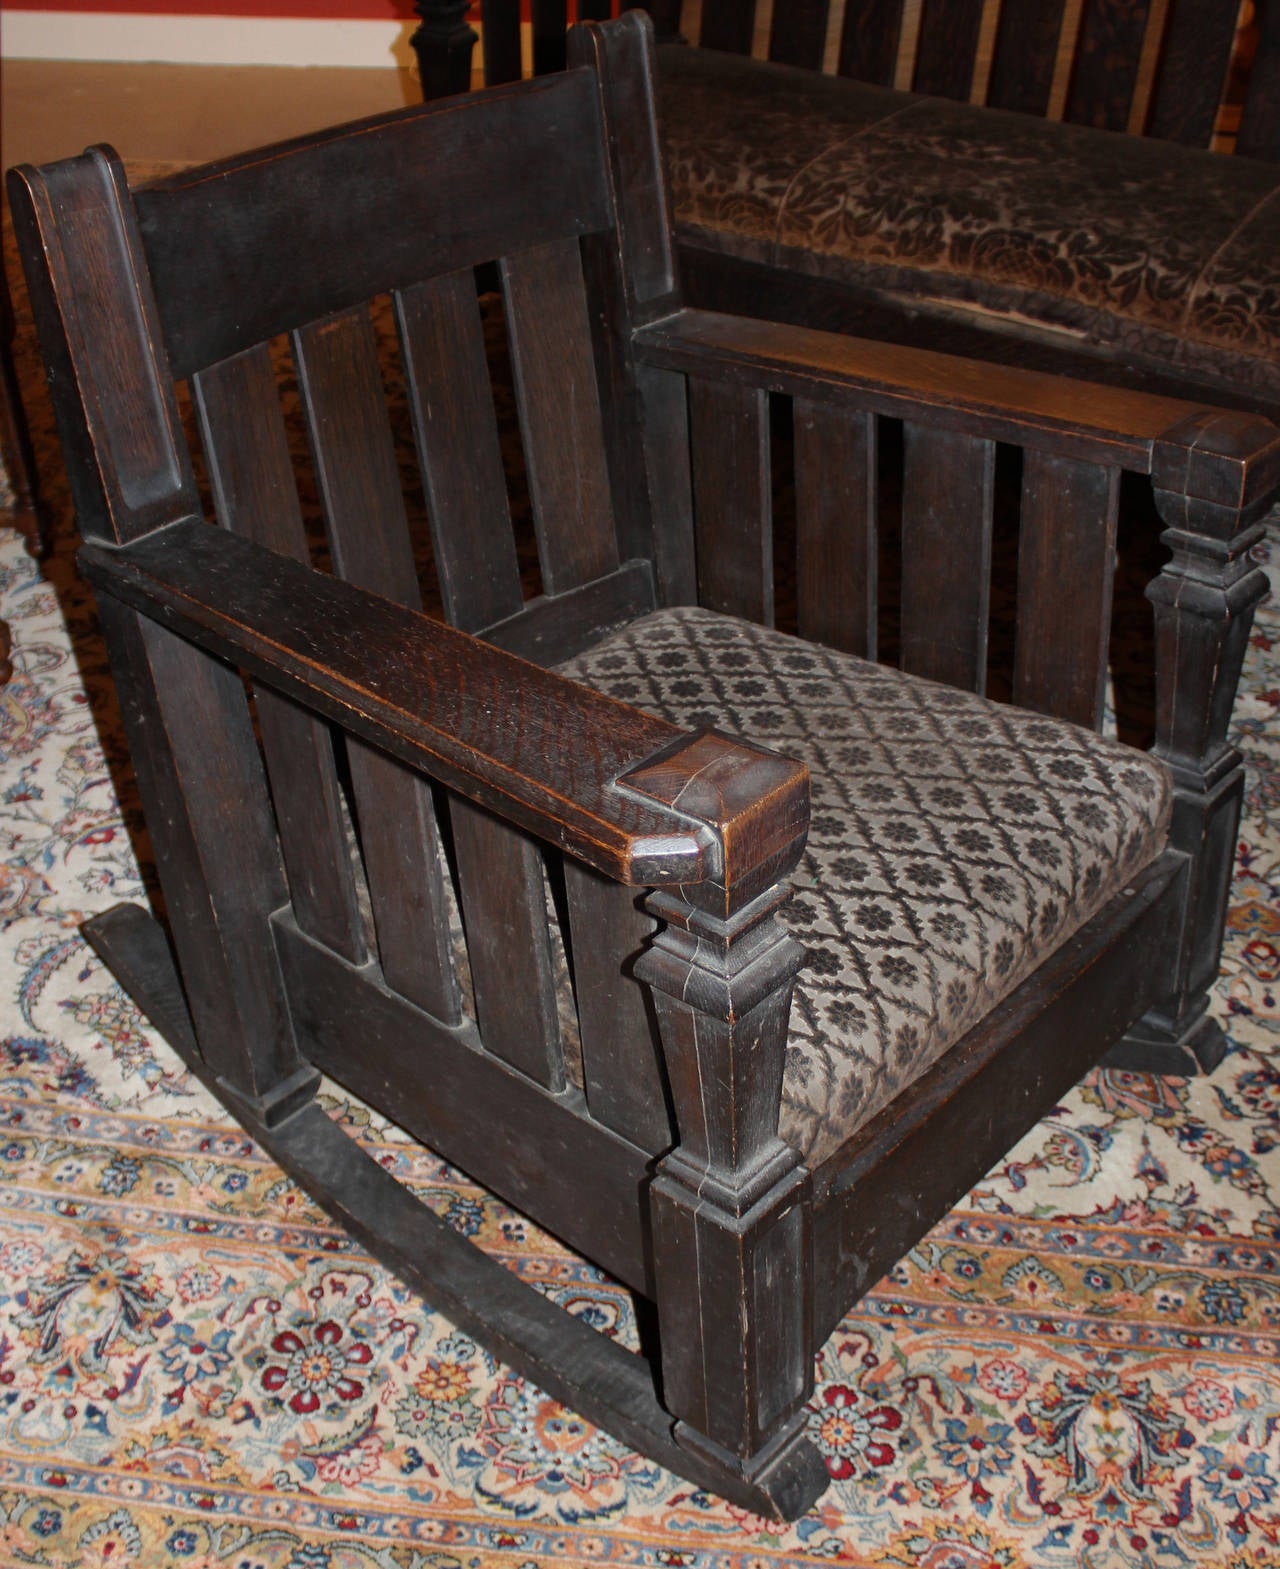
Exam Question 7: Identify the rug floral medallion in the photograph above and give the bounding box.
[0,501,1277,1569]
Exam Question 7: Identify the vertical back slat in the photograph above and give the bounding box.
[1146,0,1238,145]
[689,378,773,625]
[838,0,906,82]
[1065,0,1153,131]
[293,306,461,1023]
[988,0,1068,115]
[481,0,524,84]
[1238,1,1280,160]
[794,401,877,657]
[913,0,985,99]
[900,424,994,690]
[564,861,672,1149]
[1013,451,1120,728]
[501,238,622,596]
[532,0,569,75]
[770,0,832,68]
[194,344,368,965]
[700,0,756,52]
[395,272,525,634]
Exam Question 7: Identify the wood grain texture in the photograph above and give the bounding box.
[899,423,994,689]
[132,70,613,379]
[987,0,1067,115]
[1239,0,1280,161]
[689,377,773,624]
[794,400,878,656]
[769,0,831,68]
[1146,0,1239,145]
[78,521,710,887]
[194,345,368,964]
[501,238,621,595]
[837,0,907,83]
[912,0,984,100]
[1065,0,1154,132]
[699,0,757,54]
[1013,451,1120,728]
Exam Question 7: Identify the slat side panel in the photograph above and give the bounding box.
[395,272,525,634]
[451,799,566,1091]
[912,0,985,99]
[838,0,907,82]
[690,378,773,625]
[481,0,523,83]
[564,860,672,1151]
[1065,0,1153,131]
[794,400,878,657]
[1013,451,1120,728]
[500,238,621,596]
[293,306,460,1022]
[531,0,569,74]
[899,423,994,689]
[1237,0,1280,160]
[988,0,1068,115]
[194,344,368,964]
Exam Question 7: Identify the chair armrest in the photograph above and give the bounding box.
[634,308,1280,487]
[79,518,808,899]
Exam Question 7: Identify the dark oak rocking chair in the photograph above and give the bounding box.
[8,13,1274,1520]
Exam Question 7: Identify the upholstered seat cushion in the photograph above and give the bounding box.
[658,45,1280,408]
[561,608,1172,1169]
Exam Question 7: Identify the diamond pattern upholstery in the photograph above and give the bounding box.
[560,608,1173,1167]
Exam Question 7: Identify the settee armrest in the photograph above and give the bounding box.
[79,516,809,903]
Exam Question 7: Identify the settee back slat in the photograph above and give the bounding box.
[912,0,985,101]
[769,0,833,70]
[899,423,994,691]
[689,377,773,624]
[1238,0,1280,160]
[698,0,757,55]
[1147,0,1240,146]
[838,0,907,85]
[194,345,370,966]
[1064,0,1155,133]
[1012,450,1120,728]
[501,237,623,595]
[292,305,463,1023]
[987,0,1067,116]
[395,271,525,634]
[793,400,878,658]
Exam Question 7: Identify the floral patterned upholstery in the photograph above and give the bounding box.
[561,608,1172,1169]
[658,46,1280,408]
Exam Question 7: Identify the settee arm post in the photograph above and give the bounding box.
[621,730,828,1519]
[1109,412,1275,1074]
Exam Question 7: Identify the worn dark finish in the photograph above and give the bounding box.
[912,0,984,101]
[10,10,1274,1522]
[837,0,906,85]
[987,0,1067,117]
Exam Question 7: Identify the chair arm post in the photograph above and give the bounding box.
[621,730,828,1519]
[1110,411,1276,1074]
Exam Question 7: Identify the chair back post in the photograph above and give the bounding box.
[1114,411,1278,1073]
[6,151,320,1126]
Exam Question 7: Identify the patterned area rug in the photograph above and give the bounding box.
[2,190,1280,1567]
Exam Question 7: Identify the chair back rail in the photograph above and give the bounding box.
[471,0,1267,154]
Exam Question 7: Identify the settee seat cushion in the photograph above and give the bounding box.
[658,45,1280,408]
[562,608,1172,1169]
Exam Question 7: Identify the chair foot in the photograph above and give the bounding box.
[674,1416,829,1521]
[1105,999,1226,1076]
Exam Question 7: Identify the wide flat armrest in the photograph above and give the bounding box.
[79,519,808,894]
[634,309,1280,494]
